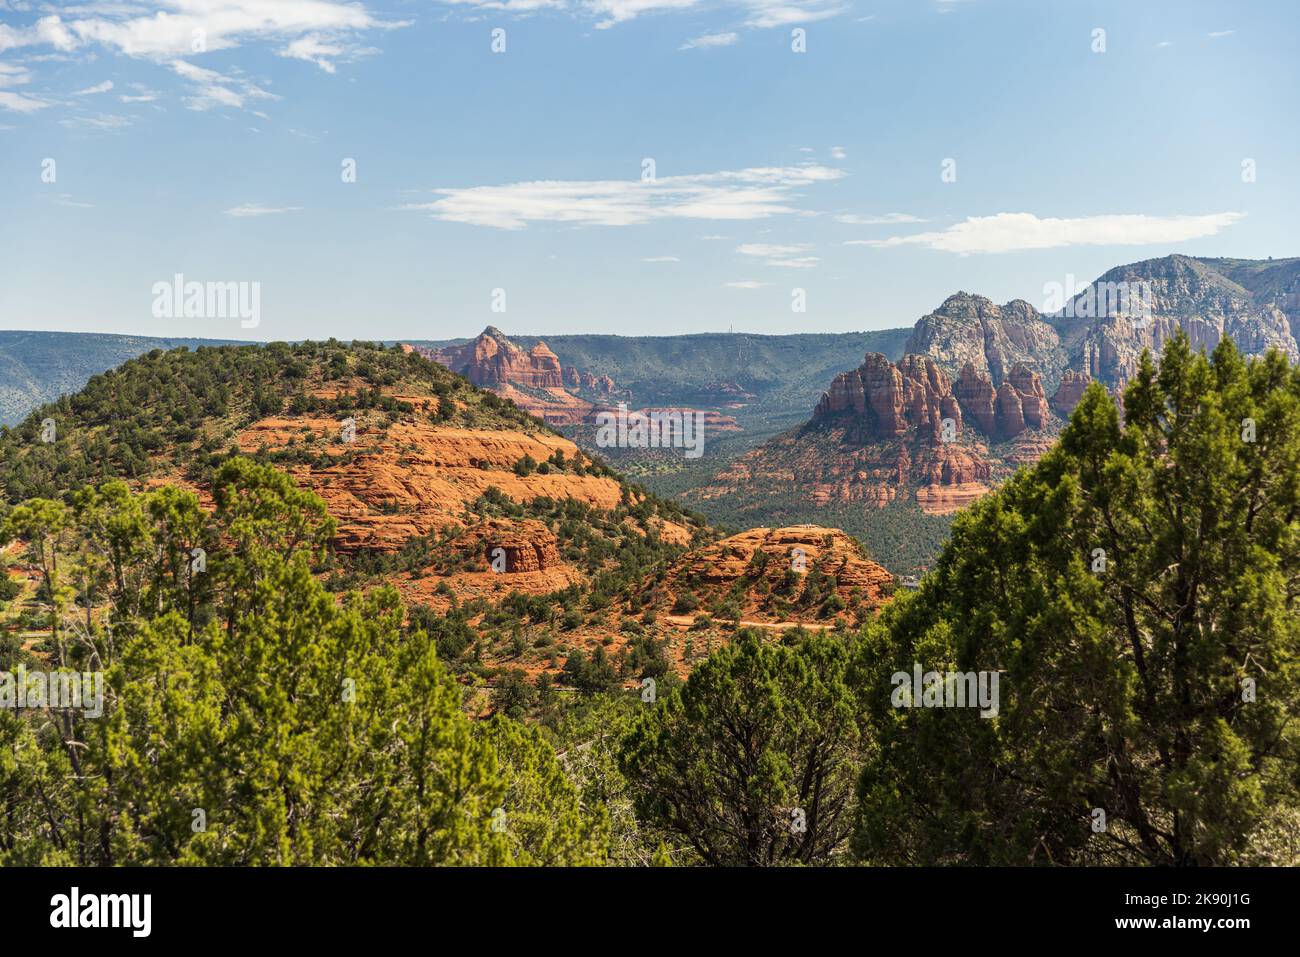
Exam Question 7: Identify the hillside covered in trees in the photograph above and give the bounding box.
[1,334,1296,866]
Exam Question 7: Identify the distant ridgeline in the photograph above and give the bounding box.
[0,331,246,426]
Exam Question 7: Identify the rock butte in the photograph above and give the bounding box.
[705,351,1068,516]
[406,330,619,427]
[659,525,894,625]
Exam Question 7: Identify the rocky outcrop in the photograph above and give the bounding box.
[814,352,961,442]
[835,356,1051,443]
[1051,369,1091,416]
[1005,363,1049,432]
[701,349,1062,520]
[952,363,996,435]
[995,382,1025,437]
[420,327,565,389]
[1051,255,1300,390]
[564,366,616,395]
[234,412,627,553]
[661,525,893,623]
[409,329,621,426]
[458,519,563,573]
[904,292,1066,389]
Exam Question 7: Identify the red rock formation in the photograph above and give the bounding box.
[410,329,621,426]
[953,361,1051,439]
[661,525,893,623]
[1006,363,1049,430]
[815,352,960,441]
[457,519,563,573]
[995,383,1026,437]
[233,413,629,553]
[421,327,563,389]
[1051,369,1091,416]
[954,362,997,435]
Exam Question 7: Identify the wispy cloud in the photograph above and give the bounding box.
[405,164,845,230]
[72,79,113,95]
[0,1,403,118]
[1208,30,1235,38]
[742,0,846,29]
[0,60,49,110]
[51,193,94,208]
[0,61,33,86]
[58,112,132,129]
[643,255,680,262]
[0,2,396,59]
[171,58,276,111]
[225,203,302,218]
[736,242,819,268]
[278,34,376,73]
[679,32,737,50]
[0,87,50,111]
[836,212,927,225]
[585,0,701,30]
[846,211,1245,255]
[724,280,767,288]
[436,0,847,30]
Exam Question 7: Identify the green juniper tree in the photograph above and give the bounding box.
[853,334,1300,866]
[621,629,868,865]
[0,460,606,866]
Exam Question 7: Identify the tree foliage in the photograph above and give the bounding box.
[0,461,604,865]
[853,335,1300,865]
[621,629,868,865]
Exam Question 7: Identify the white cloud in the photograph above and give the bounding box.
[1156,40,1174,48]
[836,212,927,225]
[434,0,847,29]
[225,203,301,217]
[0,63,49,110]
[742,0,847,29]
[724,280,767,288]
[845,211,1245,255]
[736,242,819,268]
[406,164,845,230]
[583,0,700,30]
[0,90,49,111]
[0,2,401,114]
[59,112,132,129]
[1207,30,1235,38]
[680,32,737,50]
[278,33,375,73]
[438,0,566,11]
[829,145,846,160]
[73,79,114,94]
[0,3,392,59]
[0,61,33,86]
[643,255,680,262]
[171,58,276,110]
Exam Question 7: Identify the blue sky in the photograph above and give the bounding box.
[1,0,1296,341]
